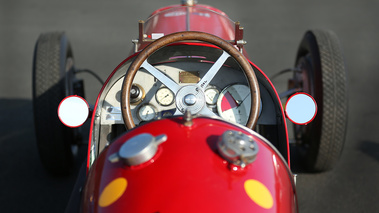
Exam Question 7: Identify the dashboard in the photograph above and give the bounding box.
[91,43,286,160]
[100,60,253,127]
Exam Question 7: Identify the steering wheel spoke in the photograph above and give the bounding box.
[197,51,230,91]
[173,109,183,116]
[198,107,218,118]
[141,60,180,93]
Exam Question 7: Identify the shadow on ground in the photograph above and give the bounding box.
[0,99,86,213]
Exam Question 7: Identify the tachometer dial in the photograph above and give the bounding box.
[217,84,251,125]
[137,104,157,121]
[156,87,174,106]
[204,86,220,106]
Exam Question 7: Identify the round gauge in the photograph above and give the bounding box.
[137,104,157,121]
[217,84,251,125]
[204,86,220,105]
[156,87,175,106]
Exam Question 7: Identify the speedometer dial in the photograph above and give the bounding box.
[217,84,251,125]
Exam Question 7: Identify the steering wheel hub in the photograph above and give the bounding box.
[176,85,205,114]
[184,94,197,105]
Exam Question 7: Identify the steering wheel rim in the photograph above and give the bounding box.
[121,31,260,129]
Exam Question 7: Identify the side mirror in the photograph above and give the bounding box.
[285,93,317,125]
[58,95,90,127]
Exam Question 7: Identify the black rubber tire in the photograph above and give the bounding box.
[293,30,348,172]
[32,32,76,175]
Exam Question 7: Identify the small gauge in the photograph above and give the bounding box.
[204,86,220,105]
[137,104,157,121]
[156,87,175,106]
[217,84,251,125]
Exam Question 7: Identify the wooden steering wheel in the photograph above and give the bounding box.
[121,31,260,129]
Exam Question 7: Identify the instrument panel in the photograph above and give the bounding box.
[101,61,252,126]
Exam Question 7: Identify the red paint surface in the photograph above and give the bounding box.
[82,117,297,213]
[144,4,234,42]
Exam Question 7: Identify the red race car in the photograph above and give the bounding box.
[32,0,348,212]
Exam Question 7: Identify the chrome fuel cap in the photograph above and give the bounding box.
[217,130,259,168]
[109,133,167,166]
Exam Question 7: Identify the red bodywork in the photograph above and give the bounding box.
[82,3,295,212]
[83,118,296,212]
[144,4,234,41]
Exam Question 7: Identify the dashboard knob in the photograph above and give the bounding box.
[130,84,145,104]
[130,85,140,99]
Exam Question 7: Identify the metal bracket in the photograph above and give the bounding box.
[235,21,247,52]
[132,20,248,53]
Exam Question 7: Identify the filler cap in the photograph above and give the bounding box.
[217,130,259,168]
[109,133,167,166]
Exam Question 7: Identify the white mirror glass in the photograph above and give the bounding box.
[58,96,89,127]
[285,93,317,125]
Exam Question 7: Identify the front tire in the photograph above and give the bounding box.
[32,32,77,175]
[292,29,348,172]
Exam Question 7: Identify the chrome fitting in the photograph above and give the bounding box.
[108,133,167,166]
[217,130,259,168]
[181,0,198,6]
[183,109,193,127]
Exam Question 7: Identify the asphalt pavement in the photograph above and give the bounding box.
[1,0,379,212]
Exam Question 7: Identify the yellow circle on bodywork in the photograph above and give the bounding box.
[99,178,128,207]
[244,179,274,209]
